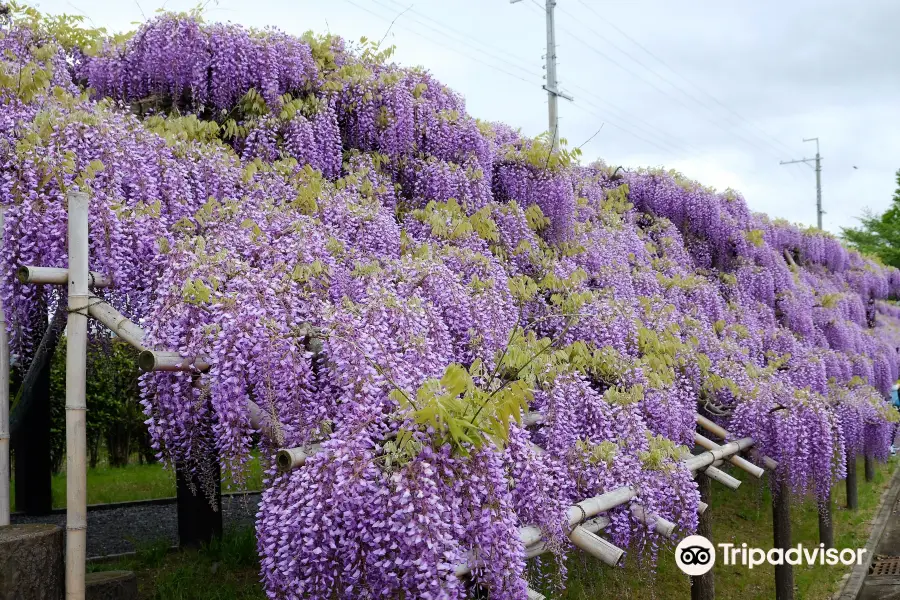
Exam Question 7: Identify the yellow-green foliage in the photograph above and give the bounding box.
[601,184,633,214]
[502,131,582,173]
[388,361,532,460]
[411,199,499,244]
[640,433,687,471]
[576,439,618,466]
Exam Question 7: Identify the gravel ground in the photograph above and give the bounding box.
[10,493,261,558]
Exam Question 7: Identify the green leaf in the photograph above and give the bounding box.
[440,363,471,397]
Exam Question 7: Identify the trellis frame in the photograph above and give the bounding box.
[12,191,783,599]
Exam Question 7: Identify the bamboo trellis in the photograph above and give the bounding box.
[7,191,779,600]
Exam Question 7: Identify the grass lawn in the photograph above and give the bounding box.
[88,455,897,599]
[10,453,264,511]
[88,526,266,600]
[557,455,897,600]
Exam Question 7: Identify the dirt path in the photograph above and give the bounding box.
[10,493,260,558]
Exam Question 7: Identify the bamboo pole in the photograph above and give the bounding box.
[683,438,754,472]
[138,350,210,372]
[16,266,111,288]
[568,525,624,566]
[818,489,833,549]
[276,445,321,471]
[864,454,875,482]
[695,413,778,470]
[65,191,89,600]
[523,412,544,427]
[694,432,764,478]
[631,504,677,538]
[87,300,146,349]
[704,465,741,490]
[0,207,8,527]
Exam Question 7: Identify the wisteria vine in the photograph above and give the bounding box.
[1,7,899,599]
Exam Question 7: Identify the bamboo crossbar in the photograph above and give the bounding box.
[276,445,320,471]
[16,265,112,287]
[704,465,742,490]
[15,273,272,436]
[695,432,765,478]
[276,433,751,560]
[683,437,754,472]
[569,525,625,566]
[88,300,147,350]
[695,413,778,471]
[138,350,211,372]
[631,504,677,538]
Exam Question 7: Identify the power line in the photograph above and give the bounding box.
[568,102,682,159]
[339,0,543,86]
[372,0,542,76]
[574,0,802,159]
[338,0,801,174]
[347,0,701,159]
[541,1,798,167]
[563,81,703,158]
[365,0,540,79]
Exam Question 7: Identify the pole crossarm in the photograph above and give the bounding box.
[542,85,574,101]
[779,158,815,166]
[780,137,824,229]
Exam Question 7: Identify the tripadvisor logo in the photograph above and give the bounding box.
[675,535,867,575]
[676,535,716,576]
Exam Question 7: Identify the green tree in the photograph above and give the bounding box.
[843,169,900,268]
[48,338,154,471]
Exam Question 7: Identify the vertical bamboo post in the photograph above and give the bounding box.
[65,191,89,600]
[0,207,9,527]
[817,489,833,549]
[846,450,858,510]
[772,476,794,600]
[691,473,714,600]
[864,454,874,483]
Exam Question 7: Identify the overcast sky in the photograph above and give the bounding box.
[28,0,900,234]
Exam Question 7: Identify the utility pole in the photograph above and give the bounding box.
[511,0,573,152]
[780,138,823,229]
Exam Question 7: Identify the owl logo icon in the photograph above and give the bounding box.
[676,535,716,576]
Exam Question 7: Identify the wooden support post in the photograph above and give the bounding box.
[817,488,833,549]
[691,473,714,600]
[175,457,222,548]
[846,450,858,510]
[772,477,794,600]
[864,454,874,483]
